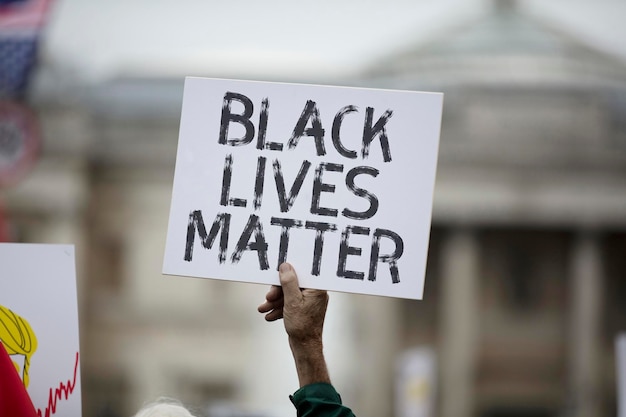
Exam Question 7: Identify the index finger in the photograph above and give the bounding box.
[265,285,283,302]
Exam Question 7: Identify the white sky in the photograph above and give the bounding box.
[41,0,626,82]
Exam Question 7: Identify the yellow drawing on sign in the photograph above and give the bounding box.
[0,304,38,387]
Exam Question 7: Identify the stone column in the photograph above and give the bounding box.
[353,294,401,416]
[439,229,480,417]
[569,232,603,417]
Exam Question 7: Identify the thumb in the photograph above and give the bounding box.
[279,263,301,301]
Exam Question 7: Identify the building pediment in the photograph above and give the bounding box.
[364,3,626,90]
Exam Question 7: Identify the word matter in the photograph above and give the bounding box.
[185,211,403,283]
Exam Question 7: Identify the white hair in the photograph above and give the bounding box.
[133,399,197,417]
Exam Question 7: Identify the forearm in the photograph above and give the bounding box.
[289,337,331,387]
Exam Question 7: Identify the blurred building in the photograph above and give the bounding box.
[3,1,626,417]
[362,2,626,417]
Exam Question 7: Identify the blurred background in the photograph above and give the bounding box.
[1,0,626,416]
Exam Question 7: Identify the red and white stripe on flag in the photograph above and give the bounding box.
[0,0,52,35]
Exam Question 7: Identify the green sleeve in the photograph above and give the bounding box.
[290,383,356,417]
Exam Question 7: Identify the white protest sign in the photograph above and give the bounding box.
[163,77,443,299]
[0,243,81,417]
[618,333,626,417]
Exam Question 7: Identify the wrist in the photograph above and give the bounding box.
[288,335,323,354]
[288,336,330,387]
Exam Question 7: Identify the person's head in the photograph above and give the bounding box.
[132,399,197,417]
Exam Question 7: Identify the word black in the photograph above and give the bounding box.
[219,91,394,162]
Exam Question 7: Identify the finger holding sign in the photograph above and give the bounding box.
[257,263,329,339]
[258,285,284,321]
[278,263,328,343]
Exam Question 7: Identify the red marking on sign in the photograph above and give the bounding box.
[36,352,79,417]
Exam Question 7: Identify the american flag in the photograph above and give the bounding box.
[0,0,53,99]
